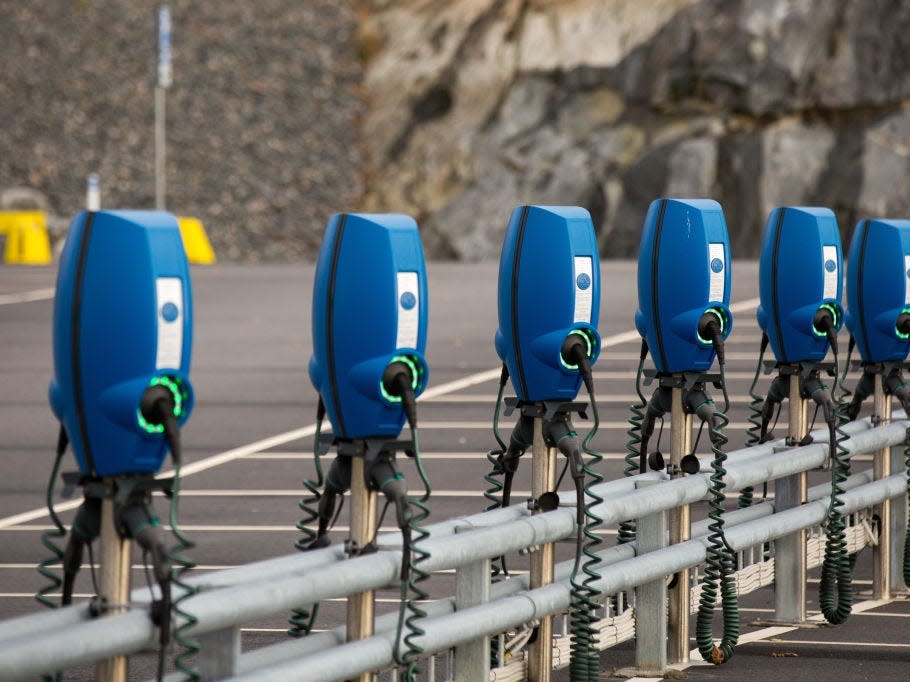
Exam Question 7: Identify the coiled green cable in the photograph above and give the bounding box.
[168,464,200,681]
[37,429,68,682]
[394,426,432,680]
[819,345,854,625]
[482,365,510,579]
[36,430,67,612]
[619,342,648,545]
[740,334,769,508]
[568,375,604,681]
[695,373,740,665]
[903,426,910,587]
[289,402,327,637]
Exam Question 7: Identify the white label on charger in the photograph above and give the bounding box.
[708,243,725,302]
[822,245,839,300]
[396,272,419,349]
[904,255,910,305]
[573,256,594,323]
[155,277,183,369]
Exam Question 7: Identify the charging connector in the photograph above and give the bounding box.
[382,361,418,430]
[813,306,839,356]
[698,310,726,366]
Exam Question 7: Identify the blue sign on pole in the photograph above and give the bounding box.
[158,5,172,88]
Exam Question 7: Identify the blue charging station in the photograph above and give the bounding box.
[309,213,429,440]
[636,198,732,374]
[757,207,844,364]
[495,205,601,402]
[846,219,910,363]
[487,205,604,677]
[633,197,738,665]
[40,210,195,669]
[843,218,910,420]
[50,210,194,477]
[752,206,853,627]
[299,213,432,664]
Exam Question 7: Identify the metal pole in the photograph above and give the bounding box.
[154,85,166,210]
[667,386,691,664]
[527,416,556,682]
[155,5,171,211]
[889,412,908,592]
[347,457,377,682]
[634,480,668,674]
[453,555,490,681]
[86,173,100,211]
[773,373,808,622]
[873,373,892,598]
[96,492,131,682]
[197,626,241,681]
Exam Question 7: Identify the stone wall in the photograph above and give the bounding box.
[3,1,908,260]
[359,0,910,259]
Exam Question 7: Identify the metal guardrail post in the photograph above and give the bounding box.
[634,480,668,674]
[347,457,378,682]
[96,493,131,682]
[197,626,240,681]
[889,417,908,592]
[453,534,490,681]
[527,416,555,682]
[667,386,691,664]
[773,373,808,623]
[872,373,892,598]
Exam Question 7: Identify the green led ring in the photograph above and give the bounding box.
[560,328,595,370]
[897,307,910,340]
[379,354,421,403]
[137,375,186,433]
[812,302,841,338]
[697,307,726,345]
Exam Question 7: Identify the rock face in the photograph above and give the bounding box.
[3,1,909,260]
[360,0,910,259]
[0,1,364,260]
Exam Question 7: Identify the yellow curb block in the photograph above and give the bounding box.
[0,211,52,265]
[177,216,216,264]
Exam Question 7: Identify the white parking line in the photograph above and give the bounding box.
[677,597,895,669]
[0,287,55,306]
[3,524,621,535]
[422,394,756,403]
[245,451,632,461]
[746,638,910,648]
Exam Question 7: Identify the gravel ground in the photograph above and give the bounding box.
[0,0,365,261]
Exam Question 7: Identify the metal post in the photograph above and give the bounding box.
[197,626,241,681]
[347,456,378,682]
[873,373,892,598]
[773,373,808,622]
[527,416,556,682]
[96,492,131,682]
[667,386,691,664]
[154,85,166,210]
[155,5,171,211]
[86,173,100,211]
[453,554,491,681]
[890,413,908,592]
[634,480,668,673]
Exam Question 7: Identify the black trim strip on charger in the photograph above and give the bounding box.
[651,199,669,372]
[770,207,787,363]
[855,219,871,360]
[72,212,96,475]
[511,206,530,399]
[326,214,347,438]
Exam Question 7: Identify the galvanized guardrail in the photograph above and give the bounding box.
[0,416,907,681]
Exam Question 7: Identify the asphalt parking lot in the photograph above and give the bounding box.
[2,261,909,680]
